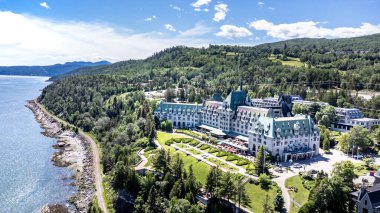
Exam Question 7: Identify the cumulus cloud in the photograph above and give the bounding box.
[179,22,212,37]
[144,15,156,21]
[40,2,49,9]
[191,0,211,11]
[0,11,209,66]
[258,2,264,6]
[249,19,380,39]
[213,3,228,22]
[164,24,176,32]
[216,25,252,39]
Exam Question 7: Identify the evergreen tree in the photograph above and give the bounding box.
[255,145,266,175]
[205,167,222,197]
[220,172,235,202]
[273,193,284,212]
[262,194,274,213]
[323,136,330,152]
[235,178,250,210]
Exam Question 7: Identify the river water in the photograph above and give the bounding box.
[0,76,76,212]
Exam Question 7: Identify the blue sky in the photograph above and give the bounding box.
[0,0,380,65]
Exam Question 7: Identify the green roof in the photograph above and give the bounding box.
[155,101,202,114]
[251,115,318,138]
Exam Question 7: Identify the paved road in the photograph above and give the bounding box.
[36,101,108,213]
[80,131,108,213]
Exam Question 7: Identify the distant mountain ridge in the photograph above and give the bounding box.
[0,61,111,77]
[51,33,380,80]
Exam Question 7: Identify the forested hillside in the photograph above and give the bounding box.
[51,34,380,118]
[55,34,380,94]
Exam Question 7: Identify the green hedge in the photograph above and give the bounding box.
[208,148,219,153]
[236,159,250,166]
[216,151,229,157]
[226,155,239,161]
[199,144,211,150]
[189,140,200,146]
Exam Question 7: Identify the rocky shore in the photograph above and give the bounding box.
[26,100,95,213]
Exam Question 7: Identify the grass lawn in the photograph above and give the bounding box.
[187,148,202,155]
[143,149,158,168]
[269,55,305,67]
[176,143,189,149]
[157,131,210,184]
[245,183,279,212]
[285,175,311,212]
[206,157,238,172]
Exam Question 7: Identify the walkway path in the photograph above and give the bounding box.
[134,149,148,170]
[36,101,108,213]
[270,169,297,212]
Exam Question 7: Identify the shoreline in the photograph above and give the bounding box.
[26,100,95,212]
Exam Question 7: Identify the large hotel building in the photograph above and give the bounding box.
[154,85,320,161]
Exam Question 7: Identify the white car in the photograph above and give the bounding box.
[292,163,302,168]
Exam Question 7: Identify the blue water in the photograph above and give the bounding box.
[0,76,76,213]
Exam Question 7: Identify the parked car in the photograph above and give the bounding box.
[274,167,283,173]
[292,163,302,168]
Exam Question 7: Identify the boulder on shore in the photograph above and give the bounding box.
[40,204,69,213]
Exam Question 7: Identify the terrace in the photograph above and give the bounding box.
[218,138,249,154]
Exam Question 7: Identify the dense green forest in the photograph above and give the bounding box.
[52,34,380,118]
[39,34,380,212]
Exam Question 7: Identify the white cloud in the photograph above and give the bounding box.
[249,19,380,39]
[213,3,228,22]
[191,0,211,11]
[179,22,212,37]
[164,24,176,32]
[144,15,156,21]
[268,7,275,10]
[216,25,252,39]
[0,11,209,66]
[258,2,264,6]
[40,2,49,9]
[170,5,181,11]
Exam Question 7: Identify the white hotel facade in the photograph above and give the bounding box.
[154,86,320,161]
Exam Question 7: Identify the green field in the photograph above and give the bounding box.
[269,55,305,67]
[206,157,239,172]
[245,182,279,213]
[285,175,313,212]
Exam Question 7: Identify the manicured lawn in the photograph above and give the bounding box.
[206,157,238,172]
[187,148,202,155]
[245,182,279,212]
[176,143,189,149]
[285,175,311,211]
[157,131,210,184]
